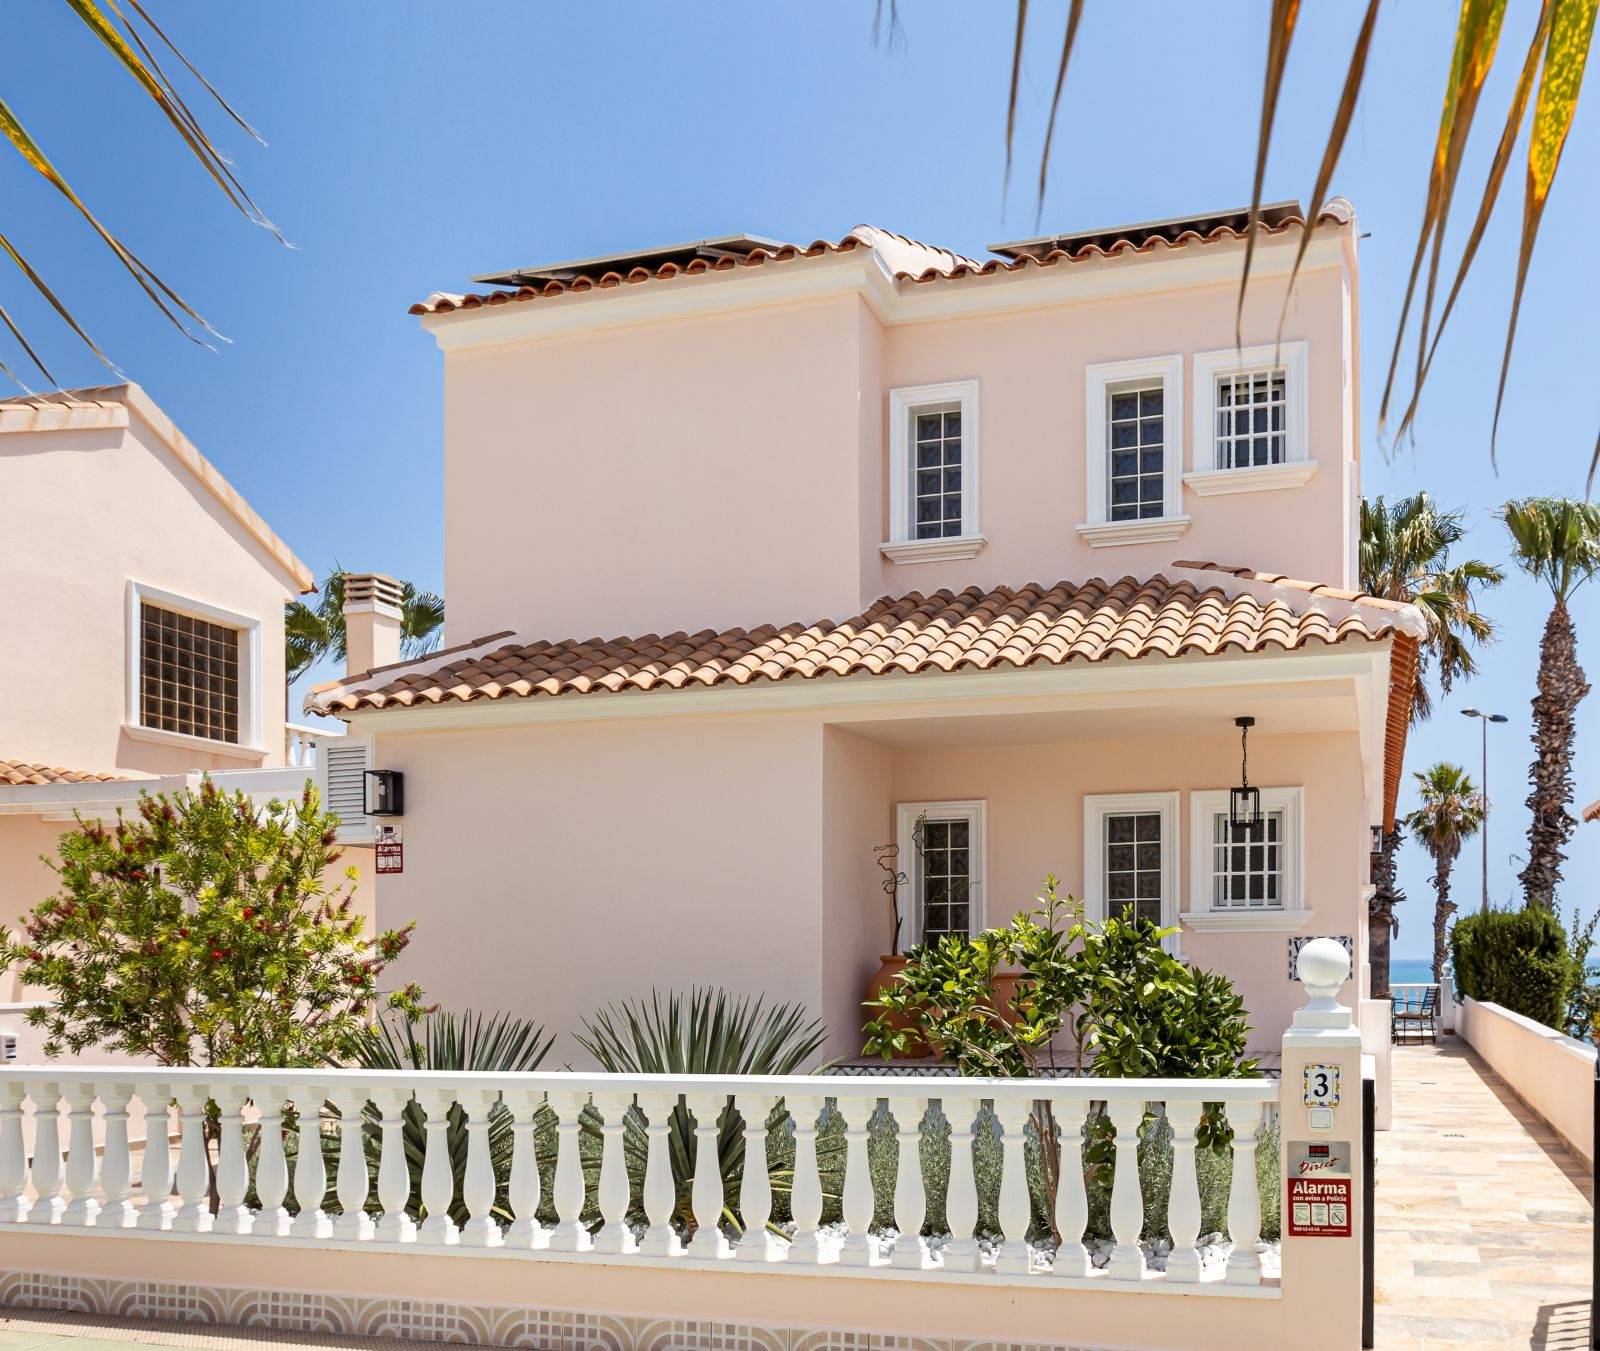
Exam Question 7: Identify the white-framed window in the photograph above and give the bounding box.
[1078,355,1189,546]
[1186,341,1315,494]
[1184,787,1310,932]
[125,581,262,755]
[896,800,987,946]
[883,380,984,563]
[1083,792,1180,949]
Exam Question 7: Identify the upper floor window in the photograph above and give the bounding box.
[883,380,984,564]
[126,581,262,755]
[897,799,987,945]
[1186,341,1315,494]
[1078,355,1189,547]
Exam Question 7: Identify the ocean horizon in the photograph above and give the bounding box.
[1390,958,1438,984]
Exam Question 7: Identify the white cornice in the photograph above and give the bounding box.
[421,232,1348,353]
[1183,462,1319,495]
[1075,516,1192,548]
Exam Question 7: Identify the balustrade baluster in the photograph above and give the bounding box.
[686,1092,729,1259]
[213,1086,253,1234]
[733,1092,774,1263]
[1224,1100,1263,1286]
[941,1095,979,1273]
[1165,1100,1203,1282]
[504,1090,544,1249]
[592,1091,634,1254]
[60,1083,102,1226]
[994,1097,1032,1275]
[890,1096,927,1270]
[414,1089,459,1245]
[135,1084,173,1231]
[373,1088,417,1242]
[0,1084,29,1223]
[169,1084,213,1233]
[98,1082,136,1228]
[784,1095,823,1263]
[457,1089,502,1247]
[331,1087,374,1241]
[636,1092,679,1257]
[254,1088,292,1237]
[289,1089,332,1238]
[1052,1097,1090,1279]
[1107,1097,1146,1280]
[836,1094,875,1267]
[26,1081,63,1225]
[547,1090,589,1252]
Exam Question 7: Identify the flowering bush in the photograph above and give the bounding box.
[0,780,426,1066]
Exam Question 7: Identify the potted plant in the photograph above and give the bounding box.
[864,841,925,1055]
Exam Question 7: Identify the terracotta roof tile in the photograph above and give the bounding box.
[0,760,127,787]
[309,574,1407,719]
[410,205,1351,317]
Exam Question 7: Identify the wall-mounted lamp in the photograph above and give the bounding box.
[1229,716,1262,840]
[364,769,404,818]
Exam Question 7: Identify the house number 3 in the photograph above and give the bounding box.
[1303,1064,1340,1108]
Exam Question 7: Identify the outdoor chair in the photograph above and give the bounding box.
[1392,985,1438,1046]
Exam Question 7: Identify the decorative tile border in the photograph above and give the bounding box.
[0,1270,1116,1351]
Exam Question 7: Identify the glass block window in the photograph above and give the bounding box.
[1107,385,1165,521]
[1105,811,1163,927]
[1211,810,1285,909]
[139,602,240,743]
[912,404,963,540]
[917,816,972,943]
[1215,370,1287,468]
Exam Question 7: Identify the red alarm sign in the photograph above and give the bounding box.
[1287,1140,1352,1238]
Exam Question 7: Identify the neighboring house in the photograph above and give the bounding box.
[0,384,353,1039]
[308,200,1422,1062]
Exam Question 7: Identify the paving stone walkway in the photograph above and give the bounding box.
[1376,1037,1594,1349]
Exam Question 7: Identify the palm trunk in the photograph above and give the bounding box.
[1368,826,1403,998]
[1431,850,1457,984]
[1520,599,1589,909]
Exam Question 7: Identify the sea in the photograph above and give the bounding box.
[1389,958,1436,985]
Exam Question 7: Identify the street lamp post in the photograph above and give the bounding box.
[1460,708,1508,916]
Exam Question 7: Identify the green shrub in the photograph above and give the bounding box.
[1451,906,1574,1028]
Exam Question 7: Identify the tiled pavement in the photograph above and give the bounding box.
[1376,1037,1594,1349]
[0,1309,443,1351]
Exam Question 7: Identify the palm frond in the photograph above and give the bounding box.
[1502,496,1600,600]
[1003,0,1030,210]
[1034,0,1086,229]
[1236,0,1301,351]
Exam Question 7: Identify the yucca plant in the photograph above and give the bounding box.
[342,1009,555,1225]
[575,988,831,1235]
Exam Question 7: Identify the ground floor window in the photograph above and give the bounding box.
[896,800,987,947]
[1082,792,1180,946]
[1187,787,1306,921]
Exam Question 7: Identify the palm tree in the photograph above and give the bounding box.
[1502,497,1600,910]
[1358,493,1503,995]
[1403,763,1486,982]
[285,571,446,685]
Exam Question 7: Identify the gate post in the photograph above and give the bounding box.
[1281,937,1367,1349]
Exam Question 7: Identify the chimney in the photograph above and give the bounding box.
[343,573,404,676]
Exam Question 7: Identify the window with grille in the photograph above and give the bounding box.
[1105,811,1164,928]
[1215,370,1287,469]
[139,602,241,743]
[911,404,963,540]
[916,815,972,943]
[1107,385,1165,521]
[1210,810,1285,909]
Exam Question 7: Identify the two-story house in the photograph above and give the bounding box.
[309,201,1419,1063]
[0,384,355,1037]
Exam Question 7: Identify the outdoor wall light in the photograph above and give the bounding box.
[364,769,404,817]
[1229,716,1263,841]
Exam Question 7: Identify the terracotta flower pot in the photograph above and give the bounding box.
[866,953,927,1057]
[987,970,1027,1026]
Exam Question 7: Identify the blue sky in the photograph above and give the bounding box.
[4,1,1596,958]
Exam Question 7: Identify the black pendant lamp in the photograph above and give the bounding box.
[1229,716,1263,841]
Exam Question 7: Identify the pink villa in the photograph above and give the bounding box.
[307,199,1419,1065]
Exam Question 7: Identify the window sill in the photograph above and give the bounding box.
[122,723,268,762]
[1179,909,1314,934]
[880,534,988,564]
[1074,516,1191,548]
[1183,462,1319,496]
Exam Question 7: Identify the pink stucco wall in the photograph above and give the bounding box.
[0,411,299,777]
[438,248,1356,648]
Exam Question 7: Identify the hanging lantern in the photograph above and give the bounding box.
[1229,716,1262,840]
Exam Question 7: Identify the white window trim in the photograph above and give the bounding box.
[1078,354,1188,546]
[1185,340,1313,495]
[125,580,265,759]
[1082,791,1181,952]
[1183,786,1310,932]
[895,799,987,946]
[883,379,984,563]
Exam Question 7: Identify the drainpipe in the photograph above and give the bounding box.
[343,574,403,676]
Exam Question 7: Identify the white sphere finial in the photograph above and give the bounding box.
[1294,937,1354,1030]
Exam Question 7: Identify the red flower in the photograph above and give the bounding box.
[210,949,224,960]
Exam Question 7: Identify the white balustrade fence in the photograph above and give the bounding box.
[0,1068,1277,1289]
